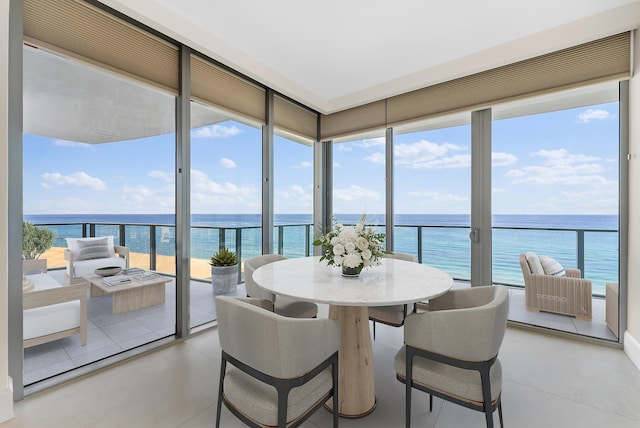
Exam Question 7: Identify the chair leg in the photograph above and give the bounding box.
[332,359,339,428]
[405,381,412,428]
[215,358,226,428]
[429,394,433,412]
[498,400,504,428]
[373,321,376,340]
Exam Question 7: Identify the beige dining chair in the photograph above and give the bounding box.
[244,254,318,318]
[368,252,418,339]
[215,296,340,428]
[395,285,509,428]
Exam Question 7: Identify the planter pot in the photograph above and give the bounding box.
[211,264,239,294]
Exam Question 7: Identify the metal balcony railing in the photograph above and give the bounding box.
[32,221,618,296]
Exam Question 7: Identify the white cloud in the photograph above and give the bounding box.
[192,124,242,138]
[52,139,91,148]
[148,170,173,183]
[407,191,467,202]
[190,169,260,213]
[533,148,599,166]
[220,158,237,168]
[365,152,386,164]
[298,161,313,168]
[356,137,385,148]
[333,185,382,203]
[506,148,610,187]
[120,184,175,212]
[40,171,107,191]
[492,152,517,166]
[393,140,468,169]
[576,108,610,124]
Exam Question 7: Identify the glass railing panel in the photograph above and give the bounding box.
[124,225,151,270]
[275,225,311,258]
[421,226,471,280]
[155,225,176,275]
[393,225,420,260]
[584,230,618,296]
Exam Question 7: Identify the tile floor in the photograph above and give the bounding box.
[23,270,250,385]
[23,272,618,386]
[5,308,640,428]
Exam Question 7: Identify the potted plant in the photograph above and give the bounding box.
[209,247,239,294]
[22,221,56,260]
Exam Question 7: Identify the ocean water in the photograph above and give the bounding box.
[24,213,618,295]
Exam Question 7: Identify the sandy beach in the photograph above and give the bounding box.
[40,247,214,279]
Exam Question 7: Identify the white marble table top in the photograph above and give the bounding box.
[252,256,453,306]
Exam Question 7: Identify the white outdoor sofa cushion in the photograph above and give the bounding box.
[23,273,88,347]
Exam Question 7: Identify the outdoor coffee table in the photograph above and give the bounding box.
[85,272,172,314]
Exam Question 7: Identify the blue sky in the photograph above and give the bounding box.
[23,102,618,217]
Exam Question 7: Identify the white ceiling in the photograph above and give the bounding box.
[98,0,640,114]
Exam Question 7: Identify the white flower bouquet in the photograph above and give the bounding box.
[313,214,386,275]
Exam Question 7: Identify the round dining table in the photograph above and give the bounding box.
[252,256,453,418]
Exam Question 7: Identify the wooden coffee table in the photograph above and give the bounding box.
[85,272,172,314]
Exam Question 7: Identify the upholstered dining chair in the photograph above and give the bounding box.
[395,285,509,428]
[215,296,340,428]
[244,254,318,318]
[368,252,418,339]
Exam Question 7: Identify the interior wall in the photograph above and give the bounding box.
[625,29,640,369]
[0,0,14,423]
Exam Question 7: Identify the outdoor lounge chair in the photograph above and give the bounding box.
[519,253,592,320]
[64,236,129,285]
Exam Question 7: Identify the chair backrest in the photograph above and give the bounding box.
[384,252,417,262]
[244,254,286,302]
[216,296,339,378]
[406,285,509,362]
[519,254,532,286]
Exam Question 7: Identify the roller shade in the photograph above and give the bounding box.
[191,54,266,124]
[387,32,631,127]
[274,95,318,143]
[320,100,386,141]
[23,0,179,94]
[320,32,631,139]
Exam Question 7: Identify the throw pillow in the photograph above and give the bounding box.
[75,237,111,261]
[539,255,566,277]
[525,252,544,275]
[66,236,116,257]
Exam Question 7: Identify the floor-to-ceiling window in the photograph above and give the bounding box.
[332,132,386,226]
[392,115,471,277]
[273,134,314,257]
[22,44,178,385]
[189,102,263,327]
[492,82,621,340]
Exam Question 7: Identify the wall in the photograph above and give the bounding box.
[625,29,640,369]
[0,0,15,423]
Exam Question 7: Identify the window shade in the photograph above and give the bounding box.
[191,54,266,124]
[320,100,386,141]
[386,32,631,127]
[274,95,318,143]
[23,0,179,94]
[320,32,631,139]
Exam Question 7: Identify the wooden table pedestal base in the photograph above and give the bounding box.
[325,305,376,418]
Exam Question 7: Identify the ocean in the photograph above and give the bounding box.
[24,213,618,295]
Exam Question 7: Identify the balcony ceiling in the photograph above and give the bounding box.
[99,0,640,114]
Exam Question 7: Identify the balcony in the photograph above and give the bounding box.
[23,220,618,387]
